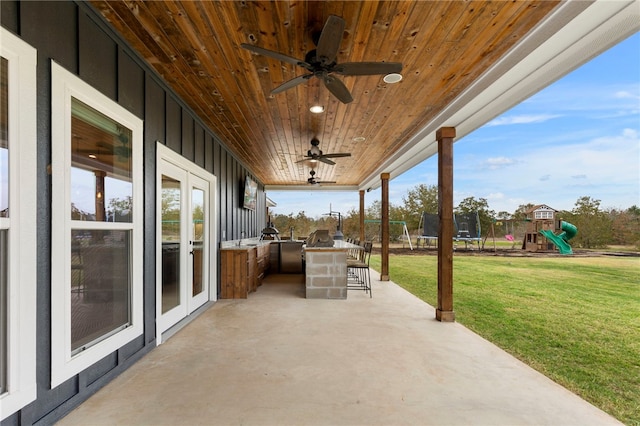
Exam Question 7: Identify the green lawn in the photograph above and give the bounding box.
[369,254,640,425]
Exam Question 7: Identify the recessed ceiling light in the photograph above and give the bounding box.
[383,73,403,84]
[88,154,97,159]
[310,105,325,113]
[353,136,366,142]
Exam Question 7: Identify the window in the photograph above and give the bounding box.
[0,29,37,420]
[535,210,554,220]
[50,62,143,387]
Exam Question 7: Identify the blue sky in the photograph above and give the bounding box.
[268,32,640,219]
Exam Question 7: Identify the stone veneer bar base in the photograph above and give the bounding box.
[305,248,347,299]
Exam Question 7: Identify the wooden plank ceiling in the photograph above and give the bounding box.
[89,0,559,188]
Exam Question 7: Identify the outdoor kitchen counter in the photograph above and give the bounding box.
[304,241,361,299]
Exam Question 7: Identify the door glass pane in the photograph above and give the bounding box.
[71,229,131,353]
[0,230,7,394]
[192,188,204,297]
[1,57,8,218]
[162,175,181,313]
[71,98,132,222]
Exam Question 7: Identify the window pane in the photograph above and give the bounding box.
[161,176,180,313]
[71,229,131,353]
[1,57,8,218]
[71,98,132,222]
[0,230,7,394]
[192,188,204,297]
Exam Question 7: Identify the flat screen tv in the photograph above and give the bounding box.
[243,176,257,210]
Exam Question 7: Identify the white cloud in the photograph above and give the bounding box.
[486,114,561,126]
[483,156,517,170]
[614,90,639,100]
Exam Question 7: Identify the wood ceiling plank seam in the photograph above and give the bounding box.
[95,1,175,65]
[476,2,537,64]
[416,3,510,108]
[232,1,288,108]
[250,1,294,93]
[284,89,306,182]
[345,1,380,63]
[172,3,254,136]
[334,0,365,62]
[388,2,455,92]
[134,1,237,135]
[306,0,325,42]
[423,2,558,119]
[324,99,352,157]
[362,1,411,60]
[374,0,423,54]
[219,2,291,175]
[293,1,311,61]
[199,2,266,99]
[349,76,403,155]
[265,81,294,182]
[444,1,493,43]
[480,2,561,65]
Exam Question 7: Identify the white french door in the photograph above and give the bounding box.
[156,144,216,342]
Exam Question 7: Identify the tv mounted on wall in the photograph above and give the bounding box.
[243,176,257,210]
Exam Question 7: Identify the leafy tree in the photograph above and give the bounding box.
[609,206,640,249]
[401,184,438,232]
[341,208,361,240]
[455,196,495,240]
[565,196,612,249]
[512,203,535,220]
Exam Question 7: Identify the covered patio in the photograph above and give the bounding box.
[58,271,620,426]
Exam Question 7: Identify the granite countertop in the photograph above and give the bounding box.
[304,240,361,250]
[220,239,273,250]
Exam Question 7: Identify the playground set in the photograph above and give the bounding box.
[415,204,577,255]
[521,204,577,255]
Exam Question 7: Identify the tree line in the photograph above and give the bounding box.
[271,184,640,249]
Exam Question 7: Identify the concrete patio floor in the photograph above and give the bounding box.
[58,271,621,426]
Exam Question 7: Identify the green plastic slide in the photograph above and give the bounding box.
[539,221,577,255]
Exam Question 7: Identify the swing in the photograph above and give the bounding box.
[364,219,413,250]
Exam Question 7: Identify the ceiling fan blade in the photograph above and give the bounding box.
[333,62,403,75]
[322,74,353,104]
[271,74,313,94]
[316,15,345,65]
[317,180,337,184]
[321,153,351,159]
[240,43,311,68]
[318,157,336,165]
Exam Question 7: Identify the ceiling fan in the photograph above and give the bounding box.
[296,138,351,165]
[307,170,335,185]
[241,15,402,103]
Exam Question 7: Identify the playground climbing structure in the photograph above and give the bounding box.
[523,204,577,254]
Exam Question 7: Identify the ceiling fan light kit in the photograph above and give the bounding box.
[296,138,351,166]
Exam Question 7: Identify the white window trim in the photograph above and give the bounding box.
[0,29,38,420]
[50,61,144,388]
